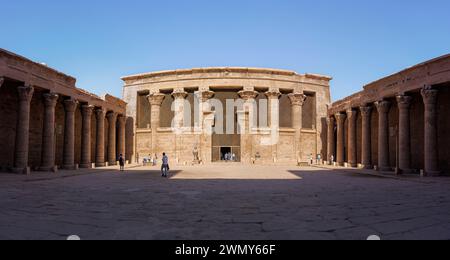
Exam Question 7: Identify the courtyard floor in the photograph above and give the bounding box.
[0,164,450,240]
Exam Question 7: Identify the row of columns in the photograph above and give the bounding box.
[327,85,440,176]
[146,89,308,131]
[12,85,126,174]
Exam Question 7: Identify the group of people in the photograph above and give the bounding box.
[143,154,158,166]
[222,152,236,162]
[141,153,170,178]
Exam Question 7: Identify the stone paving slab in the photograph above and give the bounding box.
[0,165,449,240]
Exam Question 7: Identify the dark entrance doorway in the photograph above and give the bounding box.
[220,147,231,161]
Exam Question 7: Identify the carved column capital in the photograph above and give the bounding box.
[360,105,373,118]
[265,90,281,100]
[199,90,215,102]
[326,116,335,124]
[288,93,307,106]
[64,98,78,112]
[106,112,118,122]
[238,90,258,101]
[375,100,391,114]
[147,93,166,106]
[346,109,358,121]
[335,113,347,124]
[18,85,34,102]
[81,105,95,117]
[43,93,59,108]
[172,90,188,100]
[421,85,438,105]
[396,95,413,110]
[95,108,106,119]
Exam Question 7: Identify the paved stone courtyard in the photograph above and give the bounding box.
[0,165,450,240]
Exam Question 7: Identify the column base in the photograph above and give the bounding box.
[62,165,76,170]
[39,166,58,173]
[349,163,358,168]
[96,162,106,167]
[109,162,117,166]
[361,164,372,170]
[397,168,415,175]
[79,163,92,169]
[12,167,30,175]
[338,162,345,167]
[378,166,392,172]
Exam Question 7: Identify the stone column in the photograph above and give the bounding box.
[265,90,281,128]
[62,98,78,170]
[360,105,372,169]
[199,91,215,163]
[117,115,126,160]
[172,90,188,130]
[107,112,118,165]
[80,105,94,168]
[265,90,281,162]
[95,109,106,167]
[40,93,59,172]
[288,93,307,163]
[375,100,391,171]
[335,113,346,166]
[396,95,413,173]
[326,116,335,165]
[13,85,34,174]
[346,109,358,167]
[239,90,259,164]
[421,86,440,176]
[148,93,165,155]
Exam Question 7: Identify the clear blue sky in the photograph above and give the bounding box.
[2,0,449,101]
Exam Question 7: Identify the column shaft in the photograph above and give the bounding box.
[347,109,358,167]
[107,112,118,165]
[63,99,78,169]
[95,109,106,167]
[14,86,34,173]
[326,116,335,164]
[421,86,440,176]
[360,106,372,169]
[199,91,214,163]
[288,93,307,163]
[148,93,165,155]
[335,113,346,166]
[375,100,391,171]
[40,93,59,171]
[265,90,281,162]
[396,95,412,173]
[118,115,126,158]
[80,105,94,168]
[239,90,259,164]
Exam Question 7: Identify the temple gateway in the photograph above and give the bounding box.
[121,68,332,165]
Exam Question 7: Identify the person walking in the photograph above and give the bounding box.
[161,152,169,178]
[118,154,125,172]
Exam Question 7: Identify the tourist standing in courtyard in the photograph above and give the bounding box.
[118,154,125,172]
[161,153,169,177]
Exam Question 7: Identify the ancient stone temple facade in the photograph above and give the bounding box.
[327,54,450,176]
[0,49,127,174]
[122,68,332,165]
